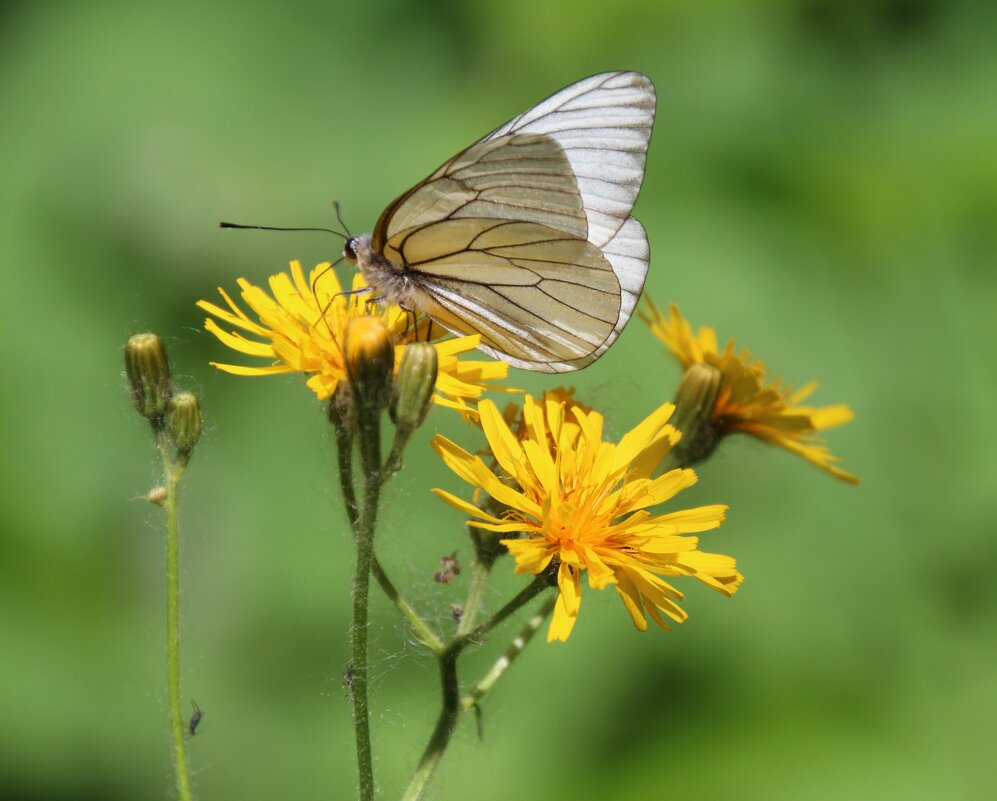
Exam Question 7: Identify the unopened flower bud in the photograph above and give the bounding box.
[670,362,722,466]
[391,342,438,430]
[344,317,395,413]
[125,333,172,424]
[166,392,203,458]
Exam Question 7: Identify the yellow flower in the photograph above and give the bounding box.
[490,386,590,457]
[197,261,509,416]
[641,299,858,484]
[432,397,742,643]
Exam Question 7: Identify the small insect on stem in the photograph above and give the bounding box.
[186,700,203,739]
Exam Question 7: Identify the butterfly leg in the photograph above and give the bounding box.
[313,286,374,343]
[363,295,382,315]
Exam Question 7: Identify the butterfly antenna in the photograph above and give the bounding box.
[332,200,353,239]
[219,221,349,240]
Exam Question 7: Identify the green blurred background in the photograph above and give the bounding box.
[2,0,995,799]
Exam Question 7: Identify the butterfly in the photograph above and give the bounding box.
[343,71,656,373]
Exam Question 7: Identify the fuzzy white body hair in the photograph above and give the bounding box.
[352,234,427,312]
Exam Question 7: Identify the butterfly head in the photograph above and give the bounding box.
[342,237,359,264]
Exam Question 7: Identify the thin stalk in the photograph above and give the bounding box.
[370,558,443,653]
[158,433,193,801]
[335,413,442,652]
[401,572,556,801]
[400,650,460,801]
[461,593,556,711]
[456,571,555,649]
[455,555,490,638]
[349,408,381,801]
[334,423,360,528]
[382,433,408,478]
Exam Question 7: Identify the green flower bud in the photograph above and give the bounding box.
[670,362,722,467]
[391,342,438,431]
[166,392,203,459]
[344,317,395,414]
[125,333,172,425]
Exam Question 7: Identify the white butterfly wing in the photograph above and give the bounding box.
[480,70,656,248]
[384,218,622,372]
[375,133,588,252]
[368,71,655,371]
[584,214,649,365]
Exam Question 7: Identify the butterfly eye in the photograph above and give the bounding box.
[343,238,358,263]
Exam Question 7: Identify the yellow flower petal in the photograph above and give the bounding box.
[477,399,531,488]
[611,402,675,474]
[430,489,507,526]
[208,361,294,377]
[431,436,541,518]
[548,591,579,643]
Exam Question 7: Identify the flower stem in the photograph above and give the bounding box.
[461,593,556,711]
[401,570,556,801]
[400,650,460,801]
[456,570,556,648]
[370,558,443,653]
[455,553,490,637]
[334,423,360,528]
[335,412,442,652]
[349,407,382,801]
[158,433,194,801]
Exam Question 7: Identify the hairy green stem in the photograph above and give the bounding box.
[158,433,193,801]
[370,558,443,653]
[350,408,381,801]
[462,593,556,711]
[400,650,460,801]
[455,555,490,638]
[334,423,361,527]
[456,571,555,648]
[402,571,556,801]
[335,417,442,652]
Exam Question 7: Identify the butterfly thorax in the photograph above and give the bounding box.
[348,234,424,312]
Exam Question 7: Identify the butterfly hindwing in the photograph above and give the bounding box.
[476,71,655,248]
[383,217,623,371]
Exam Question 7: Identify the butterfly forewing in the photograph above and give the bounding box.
[375,133,588,252]
[577,215,648,366]
[479,71,655,247]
